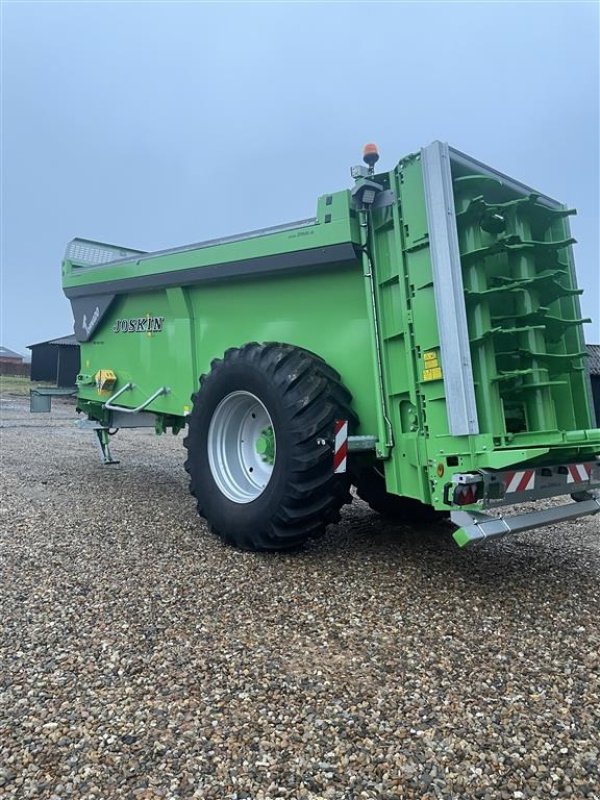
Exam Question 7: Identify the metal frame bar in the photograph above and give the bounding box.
[78,413,157,430]
[478,461,600,509]
[421,141,479,436]
[103,383,170,413]
[64,242,357,299]
[66,218,317,270]
[348,435,378,452]
[451,494,600,547]
[448,147,562,209]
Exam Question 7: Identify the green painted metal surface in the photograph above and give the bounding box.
[62,142,600,513]
[256,426,275,465]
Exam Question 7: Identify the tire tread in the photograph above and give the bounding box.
[184,342,358,551]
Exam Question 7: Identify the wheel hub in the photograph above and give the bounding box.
[255,426,275,465]
[207,391,276,503]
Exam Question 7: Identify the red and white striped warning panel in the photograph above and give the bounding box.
[333,419,348,474]
[566,462,593,484]
[504,469,536,494]
[502,462,596,494]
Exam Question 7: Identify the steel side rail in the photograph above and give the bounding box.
[103,383,170,413]
[451,496,600,547]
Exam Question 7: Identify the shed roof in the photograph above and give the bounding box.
[28,334,78,349]
[48,334,78,347]
[587,344,600,376]
[0,346,24,360]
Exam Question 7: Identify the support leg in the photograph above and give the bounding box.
[94,428,120,465]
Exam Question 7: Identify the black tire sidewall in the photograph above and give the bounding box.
[188,361,295,538]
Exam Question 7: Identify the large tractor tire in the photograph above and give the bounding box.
[354,467,444,524]
[184,343,357,551]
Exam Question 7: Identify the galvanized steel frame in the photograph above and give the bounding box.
[421,141,479,436]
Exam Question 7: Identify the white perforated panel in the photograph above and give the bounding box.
[64,239,145,267]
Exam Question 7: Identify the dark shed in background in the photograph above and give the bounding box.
[28,334,80,387]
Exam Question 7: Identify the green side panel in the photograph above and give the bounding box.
[188,266,376,431]
[76,265,379,436]
[71,187,379,433]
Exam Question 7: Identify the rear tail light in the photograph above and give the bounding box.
[444,474,483,506]
[453,483,480,506]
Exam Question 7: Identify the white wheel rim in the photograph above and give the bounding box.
[207,391,276,503]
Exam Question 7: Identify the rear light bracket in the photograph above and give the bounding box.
[445,458,600,509]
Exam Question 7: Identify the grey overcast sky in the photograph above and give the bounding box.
[1,0,599,356]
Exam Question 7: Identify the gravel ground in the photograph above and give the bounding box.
[1,395,599,800]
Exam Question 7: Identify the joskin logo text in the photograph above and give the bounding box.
[113,316,165,333]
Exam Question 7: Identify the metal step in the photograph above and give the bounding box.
[451,495,600,547]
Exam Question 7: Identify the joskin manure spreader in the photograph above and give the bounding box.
[61,141,600,550]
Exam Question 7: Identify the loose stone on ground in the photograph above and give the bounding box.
[0,396,599,799]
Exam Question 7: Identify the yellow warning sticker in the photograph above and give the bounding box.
[422,351,442,381]
[422,366,443,382]
[95,369,117,394]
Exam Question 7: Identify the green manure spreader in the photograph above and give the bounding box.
[62,142,600,550]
